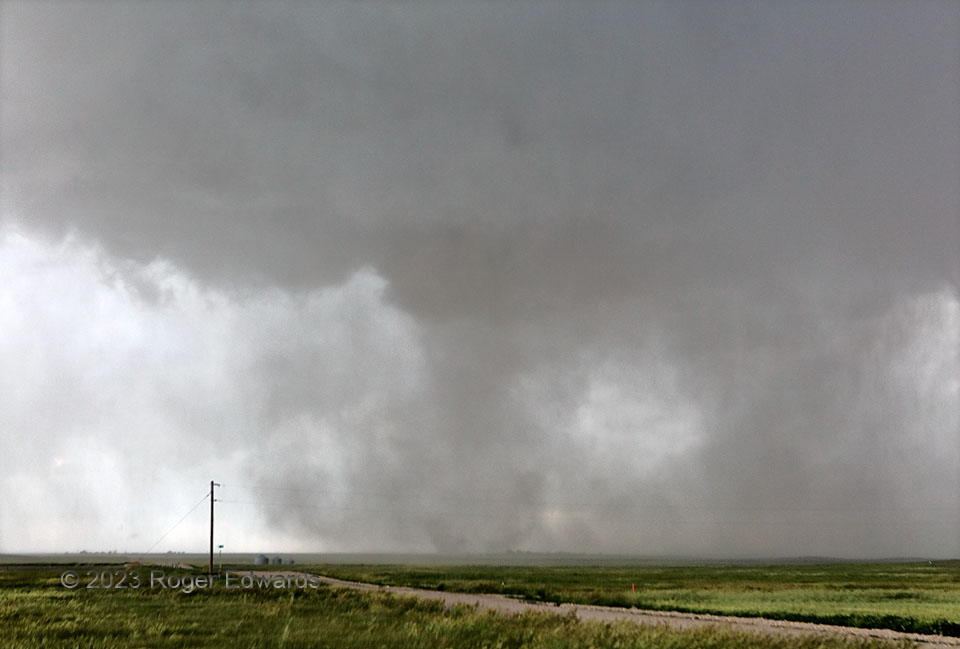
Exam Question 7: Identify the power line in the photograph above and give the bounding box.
[134,491,209,561]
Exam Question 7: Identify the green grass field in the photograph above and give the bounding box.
[311,561,960,637]
[0,564,919,649]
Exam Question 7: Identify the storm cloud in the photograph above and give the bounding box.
[1,1,957,557]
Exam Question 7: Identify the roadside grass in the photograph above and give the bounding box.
[0,565,914,649]
[310,561,960,637]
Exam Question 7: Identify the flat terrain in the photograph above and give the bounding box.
[310,561,960,637]
[0,563,933,649]
[306,571,960,648]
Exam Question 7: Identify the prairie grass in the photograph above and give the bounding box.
[311,561,960,637]
[0,565,915,649]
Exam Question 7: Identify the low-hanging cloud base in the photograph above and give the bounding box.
[1,1,958,558]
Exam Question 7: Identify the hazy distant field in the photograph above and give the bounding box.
[312,561,960,637]
[0,552,795,566]
[0,563,921,649]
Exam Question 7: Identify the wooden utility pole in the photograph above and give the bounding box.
[209,481,220,576]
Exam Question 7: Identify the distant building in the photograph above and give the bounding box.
[272,556,283,565]
[254,554,269,565]
[285,558,295,565]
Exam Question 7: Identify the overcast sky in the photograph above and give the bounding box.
[1,1,958,558]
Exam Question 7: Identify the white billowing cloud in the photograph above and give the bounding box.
[1,2,957,558]
[0,227,424,552]
[574,362,702,477]
[2,225,956,557]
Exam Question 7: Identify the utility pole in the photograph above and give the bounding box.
[209,480,220,577]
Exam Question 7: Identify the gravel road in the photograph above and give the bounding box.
[255,571,960,648]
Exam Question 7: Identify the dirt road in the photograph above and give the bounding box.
[255,571,960,647]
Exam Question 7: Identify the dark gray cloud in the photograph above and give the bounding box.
[1,1,957,556]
